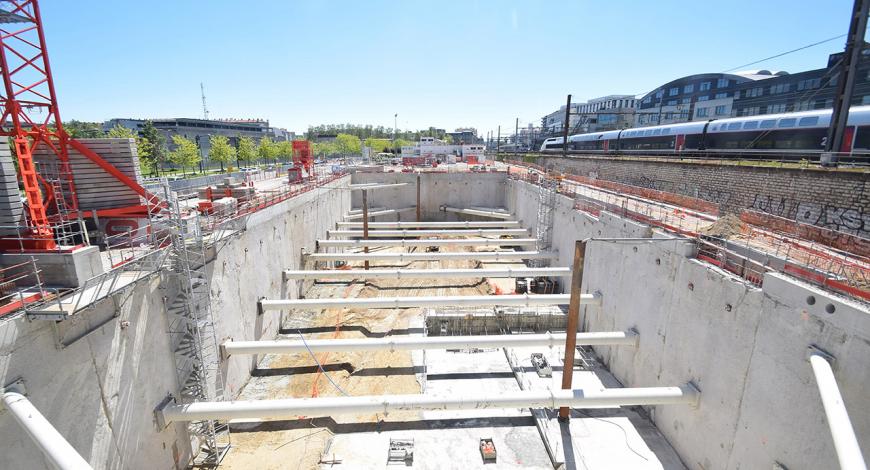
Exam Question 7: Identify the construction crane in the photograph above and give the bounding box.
[0,0,157,250]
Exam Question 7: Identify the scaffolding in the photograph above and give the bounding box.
[164,187,229,466]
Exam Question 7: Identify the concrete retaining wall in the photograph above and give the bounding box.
[0,176,350,469]
[349,171,509,221]
[507,177,870,470]
[537,155,870,238]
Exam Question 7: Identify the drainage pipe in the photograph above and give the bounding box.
[283,267,570,280]
[809,351,868,470]
[327,228,529,238]
[348,183,408,190]
[343,207,415,220]
[260,293,588,310]
[1,387,93,470]
[441,206,514,220]
[305,251,554,262]
[336,221,520,229]
[316,238,539,248]
[158,384,699,424]
[223,331,636,355]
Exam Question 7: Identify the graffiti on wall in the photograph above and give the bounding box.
[630,176,733,206]
[796,202,870,237]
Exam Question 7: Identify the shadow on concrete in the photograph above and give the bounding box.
[230,415,537,435]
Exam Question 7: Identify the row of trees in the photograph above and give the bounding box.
[83,120,297,177]
[305,124,461,142]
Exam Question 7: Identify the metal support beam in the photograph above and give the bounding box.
[416,174,421,222]
[305,251,555,262]
[343,207,415,220]
[315,238,539,248]
[560,239,586,420]
[222,331,638,356]
[157,384,699,424]
[260,293,591,310]
[282,266,571,280]
[562,94,572,158]
[441,206,514,220]
[336,221,520,229]
[824,0,870,163]
[808,347,868,470]
[327,228,528,238]
[348,183,408,191]
[1,381,93,470]
[362,189,369,270]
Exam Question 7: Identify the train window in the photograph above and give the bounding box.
[743,121,759,130]
[798,116,819,126]
[660,128,670,135]
[760,120,776,129]
[779,118,796,128]
[645,130,654,136]
[653,129,661,136]
[728,123,742,130]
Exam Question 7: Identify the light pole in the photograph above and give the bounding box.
[393,113,398,152]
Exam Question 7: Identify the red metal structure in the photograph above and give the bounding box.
[291,140,313,175]
[0,0,156,250]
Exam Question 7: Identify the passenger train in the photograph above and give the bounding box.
[539,106,870,159]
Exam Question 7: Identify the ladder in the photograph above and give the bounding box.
[532,177,557,267]
[164,189,229,466]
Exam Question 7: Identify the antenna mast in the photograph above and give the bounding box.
[200,82,209,120]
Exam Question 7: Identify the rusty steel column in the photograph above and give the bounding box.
[416,174,421,222]
[362,189,369,270]
[559,239,587,420]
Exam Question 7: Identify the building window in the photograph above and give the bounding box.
[697,95,709,101]
[700,82,711,91]
[643,96,651,104]
[655,90,664,98]
[667,99,677,106]
[680,111,690,120]
[797,78,821,90]
[683,84,694,93]
[669,87,679,96]
[697,107,709,117]
[744,87,763,98]
[715,105,727,115]
[739,106,760,116]
[862,95,870,105]
[681,98,691,104]
[766,103,788,114]
[717,78,729,88]
[769,83,791,94]
[714,92,728,99]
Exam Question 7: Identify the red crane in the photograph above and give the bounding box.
[0,0,156,250]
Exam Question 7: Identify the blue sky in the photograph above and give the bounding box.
[43,1,855,137]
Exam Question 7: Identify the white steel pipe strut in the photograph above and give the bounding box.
[305,251,554,262]
[283,267,571,280]
[348,183,408,191]
[158,384,699,424]
[336,221,520,229]
[808,351,868,470]
[260,293,589,310]
[316,238,539,248]
[441,206,514,220]
[344,207,415,220]
[1,388,93,470]
[223,331,637,356]
[328,228,529,238]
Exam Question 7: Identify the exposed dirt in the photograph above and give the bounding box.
[699,213,746,238]
[221,243,502,469]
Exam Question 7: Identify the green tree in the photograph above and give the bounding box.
[276,140,294,162]
[208,135,236,172]
[393,138,412,152]
[168,135,201,176]
[106,124,136,138]
[139,121,167,176]
[64,120,104,138]
[335,133,361,155]
[237,136,257,165]
[364,137,392,153]
[257,136,278,163]
[443,134,453,144]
